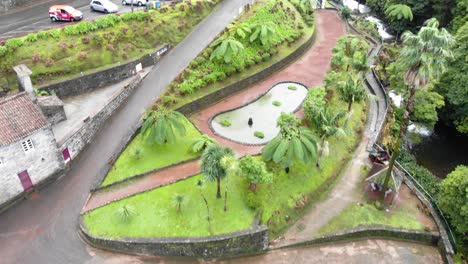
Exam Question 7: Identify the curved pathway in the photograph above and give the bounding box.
[81,9,346,214]
[0,1,253,263]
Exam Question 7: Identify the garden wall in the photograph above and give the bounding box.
[38,45,170,98]
[176,29,318,115]
[80,220,269,258]
[274,226,440,249]
[59,74,143,160]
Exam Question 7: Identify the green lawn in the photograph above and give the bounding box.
[100,119,202,187]
[84,173,256,238]
[316,202,425,237]
[257,98,367,237]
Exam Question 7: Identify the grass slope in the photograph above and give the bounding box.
[316,202,425,236]
[101,119,201,187]
[84,173,256,238]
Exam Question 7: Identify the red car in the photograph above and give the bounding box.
[49,5,83,22]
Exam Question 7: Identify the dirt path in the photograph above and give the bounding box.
[81,9,346,214]
[272,138,371,248]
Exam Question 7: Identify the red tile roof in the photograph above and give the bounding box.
[0,92,48,146]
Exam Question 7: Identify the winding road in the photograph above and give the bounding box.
[0,1,251,263]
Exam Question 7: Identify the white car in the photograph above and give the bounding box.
[90,0,119,13]
[122,0,145,6]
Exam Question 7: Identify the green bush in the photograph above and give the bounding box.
[245,59,255,67]
[25,33,38,42]
[235,64,245,73]
[253,54,262,63]
[121,11,150,22]
[37,31,48,39]
[64,21,97,35]
[0,46,7,57]
[95,14,121,29]
[254,131,265,138]
[92,33,104,46]
[48,29,61,39]
[244,191,262,209]
[225,66,236,76]
[217,72,227,81]
[261,52,271,61]
[5,38,24,50]
[288,85,297,90]
[194,56,206,65]
[272,101,282,107]
[220,119,231,127]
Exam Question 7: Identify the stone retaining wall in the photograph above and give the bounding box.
[38,45,170,98]
[80,220,269,258]
[60,75,143,160]
[274,226,440,250]
[176,29,317,115]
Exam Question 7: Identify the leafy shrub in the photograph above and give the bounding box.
[261,52,271,61]
[121,11,150,22]
[245,59,255,67]
[217,72,227,81]
[272,101,281,106]
[288,85,297,90]
[64,21,97,35]
[253,54,262,63]
[95,14,121,29]
[303,86,327,123]
[37,31,48,39]
[202,47,213,59]
[225,66,236,76]
[254,131,265,138]
[220,119,231,127]
[235,64,245,73]
[48,29,61,39]
[25,33,38,42]
[0,46,7,57]
[269,47,278,55]
[244,191,262,209]
[5,38,24,50]
[194,57,206,65]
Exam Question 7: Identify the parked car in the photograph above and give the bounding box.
[90,0,119,13]
[49,5,83,22]
[122,0,145,6]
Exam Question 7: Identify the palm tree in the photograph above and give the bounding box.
[209,36,244,63]
[173,194,184,213]
[227,21,251,39]
[196,180,212,234]
[220,155,238,211]
[385,4,413,40]
[249,22,276,46]
[382,18,455,197]
[337,74,367,112]
[200,144,235,199]
[141,108,187,145]
[189,135,216,153]
[310,107,346,168]
[262,113,317,170]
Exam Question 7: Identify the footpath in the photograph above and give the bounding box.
[81,9,346,213]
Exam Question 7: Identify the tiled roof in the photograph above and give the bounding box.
[0,92,48,146]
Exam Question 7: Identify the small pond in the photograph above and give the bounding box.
[211,82,308,145]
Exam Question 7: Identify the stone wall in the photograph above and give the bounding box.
[176,29,317,115]
[0,127,64,205]
[274,226,440,250]
[38,45,170,98]
[60,75,143,160]
[80,220,269,258]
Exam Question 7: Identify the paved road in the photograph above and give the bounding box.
[0,1,250,263]
[0,0,149,40]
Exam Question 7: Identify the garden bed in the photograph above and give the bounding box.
[0,0,219,94]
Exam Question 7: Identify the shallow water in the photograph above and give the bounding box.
[342,0,370,13]
[365,16,394,40]
[211,82,308,145]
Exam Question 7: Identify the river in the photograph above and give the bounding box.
[412,121,468,178]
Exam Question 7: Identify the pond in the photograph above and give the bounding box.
[412,121,468,178]
[210,82,308,145]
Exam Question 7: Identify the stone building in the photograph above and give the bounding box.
[0,92,64,207]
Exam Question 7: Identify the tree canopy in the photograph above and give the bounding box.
[141,108,187,145]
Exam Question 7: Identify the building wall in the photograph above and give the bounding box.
[0,127,64,204]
